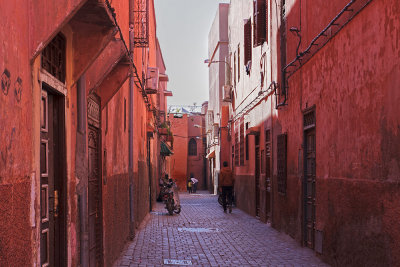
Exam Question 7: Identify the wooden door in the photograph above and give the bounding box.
[88,95,103,267]
[255,135,260,217]
[304,128,316,248]
[40,87,66,267]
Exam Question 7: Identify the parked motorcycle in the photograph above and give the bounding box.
[162,179,181,215]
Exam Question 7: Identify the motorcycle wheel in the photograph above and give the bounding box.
[174,205,181,214]
[167,201,174,216]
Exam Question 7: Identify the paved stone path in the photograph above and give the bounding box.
[114,191,329,267]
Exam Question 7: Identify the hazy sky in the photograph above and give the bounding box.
[154,0,229,106]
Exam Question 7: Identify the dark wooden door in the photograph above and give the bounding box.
[40,87,66,267]
[265,130,271,221]
[304,128,316,248]
[255,135,260,218]
[88,95,103,267]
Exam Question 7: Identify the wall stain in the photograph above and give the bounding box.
[14,77,22,102]
[1,69,11,96]
[0,128,16,168]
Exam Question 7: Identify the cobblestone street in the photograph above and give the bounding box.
[114,192,329,267]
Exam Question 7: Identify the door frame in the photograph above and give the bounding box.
[40,82,67,267]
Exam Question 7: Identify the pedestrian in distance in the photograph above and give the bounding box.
[218,161,235,213]
[190,175,198,193]
[187,178,193,193]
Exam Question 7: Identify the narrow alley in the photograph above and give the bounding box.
[114,192,328,267]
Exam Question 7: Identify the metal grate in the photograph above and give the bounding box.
[133,0,149,47]
[41,33,66,83]
[304,110,315,129]
[277,133,287,194]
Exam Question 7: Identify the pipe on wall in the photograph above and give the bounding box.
[128,0,135,238]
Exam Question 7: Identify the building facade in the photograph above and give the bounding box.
[0,0,171,266]
[168,106,206,192]
[206,3,230,194]
[207,0,400,265]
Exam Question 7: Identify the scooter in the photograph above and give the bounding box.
[163,179,181,215]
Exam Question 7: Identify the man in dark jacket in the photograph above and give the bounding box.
[219,161,234,213]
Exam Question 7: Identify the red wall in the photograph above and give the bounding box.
[272,0,400,265]
[169,114,189,190]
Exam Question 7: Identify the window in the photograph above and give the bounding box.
[277,133,287,194]
[41,33,66,83]
[237,44,240,81]
[240,119,245,166]
[253,0,267,47]
[234,51,237,86]
[188,138,197,156]
[244,19,252,66]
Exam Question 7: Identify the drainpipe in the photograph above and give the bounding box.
[128,0,135,239]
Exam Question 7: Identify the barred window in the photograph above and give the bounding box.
[188,138,197,156]
[41,33,66,83]
[277,133,287,194]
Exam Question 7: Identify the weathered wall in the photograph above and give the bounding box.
[169,114,188,191]
[101,84,130,266]
[273,0,400,265]
[0,1,33,265]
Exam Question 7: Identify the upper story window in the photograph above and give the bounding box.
[237,44,240,81]
[188,138,197,156]
[41,33,66,83]
[244,19,252,67]
[253,0,267,47]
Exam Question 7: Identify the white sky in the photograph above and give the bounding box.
[154,0,230,106]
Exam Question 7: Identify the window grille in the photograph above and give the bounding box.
[244,19,252,65]
[133,0,149,47]
[277,133,287,194]
[253,0,267,47]
[188,138,197,156]
[304,110,316,129]
[41,33,66,83]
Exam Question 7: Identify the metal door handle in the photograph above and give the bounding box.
[54,190,59,218]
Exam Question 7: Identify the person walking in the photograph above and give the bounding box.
[219,161,234,213]
[190,176,199,193]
